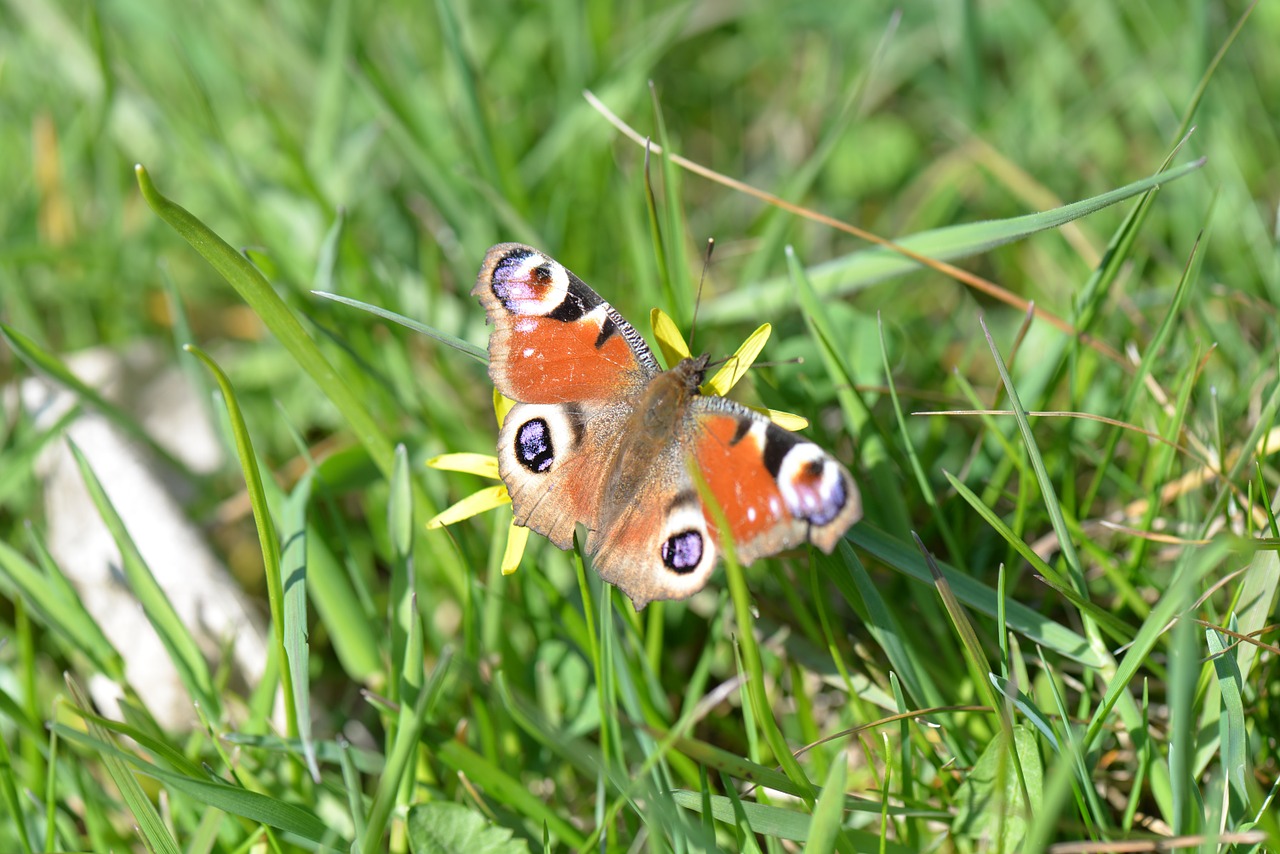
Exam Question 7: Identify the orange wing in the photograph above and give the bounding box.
[473,244,658,404]
[688,400,861,565]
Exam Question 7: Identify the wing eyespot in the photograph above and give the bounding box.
[660,529,704,574]
[514,418,556,473]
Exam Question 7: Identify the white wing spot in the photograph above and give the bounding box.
[522,347,536,358]
[747,506,757,523]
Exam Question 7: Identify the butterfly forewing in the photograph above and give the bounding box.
[474,243,657,404]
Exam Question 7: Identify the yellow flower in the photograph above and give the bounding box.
[426,312,805,575]
[650,310,808,430]
[426,390,528,575]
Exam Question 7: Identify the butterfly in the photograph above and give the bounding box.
[472,243,862,608]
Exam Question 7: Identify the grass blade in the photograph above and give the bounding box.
[186,344,298,740]
[67,440,219,719]
[702,160,1206,323]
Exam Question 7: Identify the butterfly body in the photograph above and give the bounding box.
[474,243,861,607]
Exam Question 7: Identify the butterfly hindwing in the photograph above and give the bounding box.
[688,400,861,565]
[584,417,720,608]
[496,399,633,550]
[583,398,862,608]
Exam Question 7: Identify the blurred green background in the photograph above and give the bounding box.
[7,1,1276,366]
[2,0,1278,850]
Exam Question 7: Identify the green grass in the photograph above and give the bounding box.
[2,0,1279,851]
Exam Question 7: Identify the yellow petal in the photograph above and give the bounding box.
[501,522,530,575]
[757,406,809,431]
[492,388,516,426]
[651,307,692,367]
[706,323,770,396]
[426,453,500,479]
[426,485,511,529]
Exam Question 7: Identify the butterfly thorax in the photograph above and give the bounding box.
[600,355,710,515]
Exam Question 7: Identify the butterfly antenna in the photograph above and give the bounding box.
[688,238,714,353]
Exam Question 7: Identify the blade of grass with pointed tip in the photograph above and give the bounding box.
[944,365,1028,512]
[1069,151,1195,348]
[311,291,488,363]
[979,318,1090,602]
[186,345,295,736]
[1082,232,1203,516]
[703,159,1205,324]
